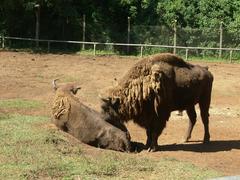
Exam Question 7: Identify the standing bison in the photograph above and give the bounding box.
[100,53,214,152]
[51,80,131,152]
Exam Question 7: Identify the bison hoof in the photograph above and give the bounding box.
[145,141,151,149]
[203,139,210,144]
[147,147,157,152]
[203,135,210,144]
[182,137,190,143]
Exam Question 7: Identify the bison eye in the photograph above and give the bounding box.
[111,98,120,108]
[101,104,107,110]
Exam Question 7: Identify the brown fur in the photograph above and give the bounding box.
[52,83,131,152]
[101,53,214,152]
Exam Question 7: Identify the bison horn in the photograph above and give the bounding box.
[98,94,104,99]
[52,79,59,90]
[98,94,111,103]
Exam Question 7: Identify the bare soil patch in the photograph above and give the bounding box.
[0,51,239,175]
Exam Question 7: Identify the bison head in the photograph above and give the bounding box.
[52,79,81,95]
[52,79,81,132]
[100,96,127,126]
[100,97,120,120]
[100,96,131,142]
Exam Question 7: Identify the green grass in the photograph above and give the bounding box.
[0,99,44,109]
[0,112,221,179]
[187,56,232,62]
[4,46,240,63]
[77,49,119,56]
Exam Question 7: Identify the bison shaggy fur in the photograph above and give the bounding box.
[100,53,214,152]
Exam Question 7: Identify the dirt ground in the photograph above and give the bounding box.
[0,51,239,175]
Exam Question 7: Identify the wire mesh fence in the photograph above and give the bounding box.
[131,25,174,45]
[1,21,240,61]
[131,24,240,60]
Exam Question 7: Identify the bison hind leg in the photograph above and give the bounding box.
[183,106,197,143]
[199,94,211,143]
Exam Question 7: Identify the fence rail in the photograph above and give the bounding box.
[1,35,240,62]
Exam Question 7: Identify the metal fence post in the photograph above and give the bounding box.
[82,14,86,50]
[47,41,50,52]
[229,50,233,63]
[219,21,223,58]
[140,46,143,57]
[185,49,189,61]
[93,43,96,56]
[127,17,131,54]
[35,4,40,48]
[173,20,177,54]
[2,35,5,48]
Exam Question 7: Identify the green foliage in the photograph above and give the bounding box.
[1,0,240,53]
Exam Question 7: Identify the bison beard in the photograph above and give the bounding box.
[100,53,214,152]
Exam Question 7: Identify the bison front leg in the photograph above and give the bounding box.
[145,128,152,149]
[147,118,167,152]
[184,106,197,142]
[145,125,158,152]
[147,132,159,152]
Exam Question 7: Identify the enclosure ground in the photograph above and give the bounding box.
[0,51,239,176]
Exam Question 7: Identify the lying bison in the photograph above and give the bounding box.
[100,53,214,152]
[51,79,131,152]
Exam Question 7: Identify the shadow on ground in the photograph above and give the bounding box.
[132,140,240,153]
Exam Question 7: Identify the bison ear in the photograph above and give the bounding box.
[72,86,81,94]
